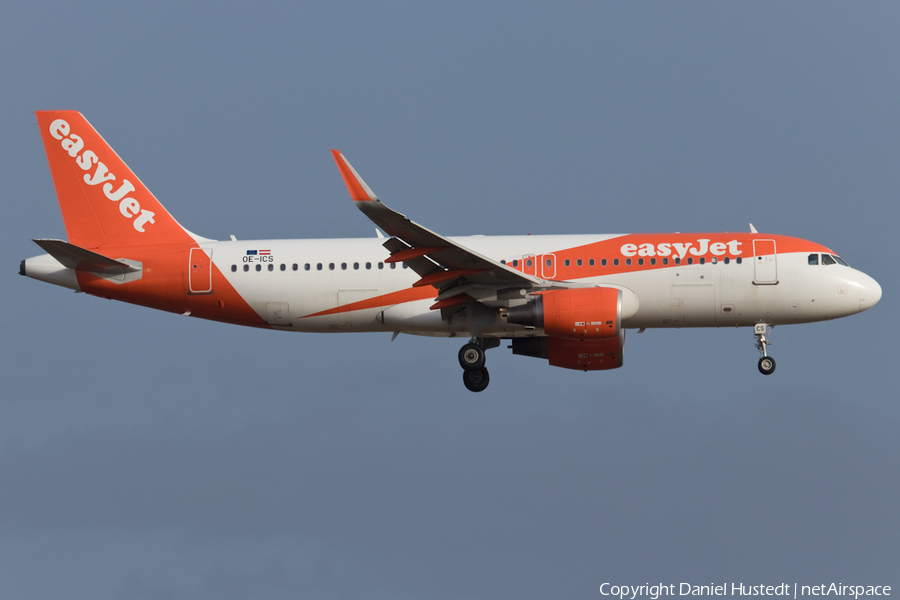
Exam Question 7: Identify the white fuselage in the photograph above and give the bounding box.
[197,233,879,336]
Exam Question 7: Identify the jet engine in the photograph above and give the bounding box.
[506,286,636,339]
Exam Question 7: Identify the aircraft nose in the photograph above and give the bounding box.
[858,272,882,312]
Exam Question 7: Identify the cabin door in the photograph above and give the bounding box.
[189,248,212,294]
[753,240,778,284]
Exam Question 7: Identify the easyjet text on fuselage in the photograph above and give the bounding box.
[620,239,743,259]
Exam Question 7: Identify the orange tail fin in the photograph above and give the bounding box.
[36,111,197,249]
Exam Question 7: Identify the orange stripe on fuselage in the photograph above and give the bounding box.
[74,243,268,328]
[504,234,834,281]
[298,286,436,319]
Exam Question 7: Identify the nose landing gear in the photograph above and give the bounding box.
[754,323,776,375]
[758,356,776,375]
[459,338,497,392]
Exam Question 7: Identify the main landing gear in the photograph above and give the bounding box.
[754,323,776,375]
[459,338,498,392]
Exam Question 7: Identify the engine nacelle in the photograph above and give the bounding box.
[507,286,634,340]
[511,331,625,371]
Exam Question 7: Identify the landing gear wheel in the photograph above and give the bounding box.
[758,356,776,375]
[458,343,486,370]
[753,324,776,376]
[463,367,490,392]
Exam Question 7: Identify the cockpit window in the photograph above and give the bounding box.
[833,255,849,267]
[821,254,836,266]
[808,254,819,265]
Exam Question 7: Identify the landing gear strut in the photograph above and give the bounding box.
[459,338,497,392]
[754,323,776,375]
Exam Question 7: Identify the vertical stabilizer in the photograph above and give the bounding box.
[36,111,197,249]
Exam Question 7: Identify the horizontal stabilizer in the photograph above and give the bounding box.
[33,239,139,274]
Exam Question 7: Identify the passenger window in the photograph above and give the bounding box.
[650,258,656,265]
[626,258,632,266]
[808,254,818,265]
[662,258,668,265]
[353,262,359,270]
[687,258,693,265]
[512,259,519,267]
[564,259,570,267]
[268,264,274,271]
[341,263,347,270]
[576,259,583,266]
[280,264,286,271]
[500,260,506,265]
[821,254,836,266]
[366,262,371,269]
[293,264,299,271]
[256,264,262,272]
[723,257,729,264]
[601,259,606,266]
[674,257,681,265]
[614,258,619,266]
[378,262,384,269]
[403,264,408,269]
[736,257,742,264]
[231,265,237,272]
[316,263,322,270]
[699,257,705,265]
[589,259,595,266]
[328,263,334,270]
[711,257,716,265]
[637,258,643,266]
[243,264,249,272]
[390,263,396,269]
[526,259,533,267]
[303,264,309,271]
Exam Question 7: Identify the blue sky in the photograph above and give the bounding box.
[2,2,898,598]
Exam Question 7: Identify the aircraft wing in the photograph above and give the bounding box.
[331,150,544,290]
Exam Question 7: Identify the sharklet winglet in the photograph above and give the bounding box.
[331,150,378,202]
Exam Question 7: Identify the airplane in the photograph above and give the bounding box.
[21,111,882,392]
